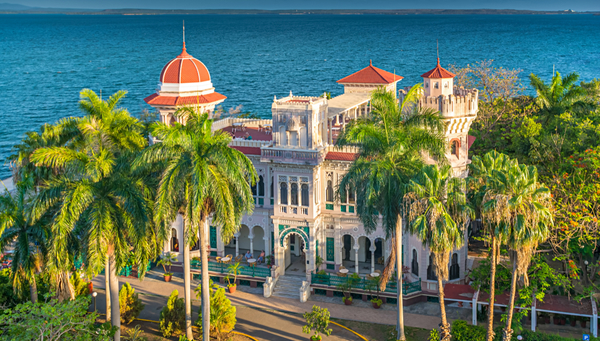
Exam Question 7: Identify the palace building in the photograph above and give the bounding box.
[145,44,478,300]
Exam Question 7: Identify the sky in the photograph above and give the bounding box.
[6,0,600,11]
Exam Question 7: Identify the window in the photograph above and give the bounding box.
[251,180,257,196]
[348,183,355,204]
[450,253,460,280]
[425,81,429,88]
[434,82,439,89]
[340,186,347,204]
[258,176,264,197]
[450,139,460,158]
[280,182,288,205]
[291,183,298,205]
[301,184,309,207]
[270,177,274,199]
[326,180,334,202]
[444,82,449,88]
[427,253,437,280]
[411,249,419,276]
[171,228,179,252]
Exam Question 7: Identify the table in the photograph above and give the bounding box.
[221,257,231,263]
[339,269,349,274]
[233,122,244,127]
[248,258,256,267]
[370,272,380,277]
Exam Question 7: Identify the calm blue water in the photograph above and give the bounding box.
[1,14,599,177]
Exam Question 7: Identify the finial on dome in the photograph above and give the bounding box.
[289,90,293,97]
[436,39,440,65]
[369,59,372,66]
[274,95,277,101]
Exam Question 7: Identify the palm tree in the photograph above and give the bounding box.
[135,108,256,341]
[336,85,446,340]
[404,164,473,341]
[529,72,596,124]
[31,89,154,341]
[468,151,516,341]
[483,163,553,341]
[0,174,48,303]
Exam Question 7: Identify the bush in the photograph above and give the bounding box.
[160,290,185,338]
[448,320,600,341]
[119,282,145,324]
[196,287,236,341]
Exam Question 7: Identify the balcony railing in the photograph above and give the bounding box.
[310,273,421,295]
[190,260,271,278]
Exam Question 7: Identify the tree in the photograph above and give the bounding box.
[136,108,256,341]
[0,174,48,303]
[30,89,155,340]
[0,294,114,341]
[483,163,553,341]
[404,164,473,341]
[468,151,516,341]
[336,85,446,340]
[302,305,332,341]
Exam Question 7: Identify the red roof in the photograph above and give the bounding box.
[337,61,403,84]
[159,43,211,84]
[443,284,476,302]
[231,146,262,155]
[421,58,456,79]
[325,152,358,161]
[144,92,226,106]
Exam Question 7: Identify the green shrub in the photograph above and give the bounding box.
[196,287,236,341]
[451,320,486,341]
[160,290,185,338]
[119,282,145,324]
[70,272,89,297]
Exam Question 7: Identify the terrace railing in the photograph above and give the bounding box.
[310,273,421,295]
[190,260,270,279]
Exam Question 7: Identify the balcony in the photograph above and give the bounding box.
[190,260,271,278]
[310,272,421,295]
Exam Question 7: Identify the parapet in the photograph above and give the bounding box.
[399,86,478,118]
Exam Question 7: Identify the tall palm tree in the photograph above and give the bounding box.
[337,85,446,340]
[135,108,256,341]
[468,151,516,341]
[404,164,473,341]
[529,72,596,124]
[31,90,153,341]
[0,174,48,303]
[483,163,553,341]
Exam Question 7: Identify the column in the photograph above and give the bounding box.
[531,295,537,331]
[234,233,240,256]
[370,246,376,273]
[264,236,270,258]
[249,233,254,256]
[354,246,359,274]
[334,220,342,270]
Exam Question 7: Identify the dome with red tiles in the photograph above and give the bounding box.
[159,43,211,84]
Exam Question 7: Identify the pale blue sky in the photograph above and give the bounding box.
[6,0,600,11]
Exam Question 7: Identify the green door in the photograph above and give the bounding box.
[210,226,217,256]
[326,237,334,262]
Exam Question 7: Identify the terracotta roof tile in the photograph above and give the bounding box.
[337,61,403,84]
[421,59,456,79]
[325,152,358,161]
[159,43,211,84]
[144,92,226,106]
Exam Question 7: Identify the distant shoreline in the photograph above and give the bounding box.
[0,9,599,16]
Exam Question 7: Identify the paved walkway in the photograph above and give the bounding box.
[92,271,442,331]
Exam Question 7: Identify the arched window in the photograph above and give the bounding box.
[279,126,287,146]
[411,249,419,276]
[425,81,429,88]
[326,180,333,202]
[449,253,460,280]
[291,183,298,205]
[171,228,179,252]
[348,183,355,204]
[258,176,264,197]
[340,186,347,204]
[251,180,257,196]
[280,182,288,205]
[301,184,309,207]
[270,177,274,199]
[450,139,460,158]
[427,253,437,281]
[434,82,439,89]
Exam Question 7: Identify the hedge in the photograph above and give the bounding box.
[449,320,599,341]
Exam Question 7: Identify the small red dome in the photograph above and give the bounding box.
[159,43,211,84]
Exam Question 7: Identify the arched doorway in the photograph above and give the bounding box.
[283,233,306,276]
[374,238,383,265]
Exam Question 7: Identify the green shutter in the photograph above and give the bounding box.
[271,231,274,252]
[210,226,217,248]
[316,240,319,258]
[326,237,334,262]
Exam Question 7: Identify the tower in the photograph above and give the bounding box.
[399,59,478,177]
[144,42,226,125]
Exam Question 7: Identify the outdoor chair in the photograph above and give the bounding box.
[337,272,347,278]
[339,265,346,270]
[225,254,233,264]
[374,270,381,275]
[216,256,222,263]
[377,257,384,265]
[235,255,243,263]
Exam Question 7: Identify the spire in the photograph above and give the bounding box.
[369,59,372,66]
[436,39,439,65]
[177,20,191,58]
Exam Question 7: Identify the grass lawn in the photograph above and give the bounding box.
[331,318,431,341]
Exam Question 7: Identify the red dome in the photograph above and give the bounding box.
[159,43,211,84]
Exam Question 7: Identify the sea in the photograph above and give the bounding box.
[0,14,599,178]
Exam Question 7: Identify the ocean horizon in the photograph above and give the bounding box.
[1,14,599,178]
